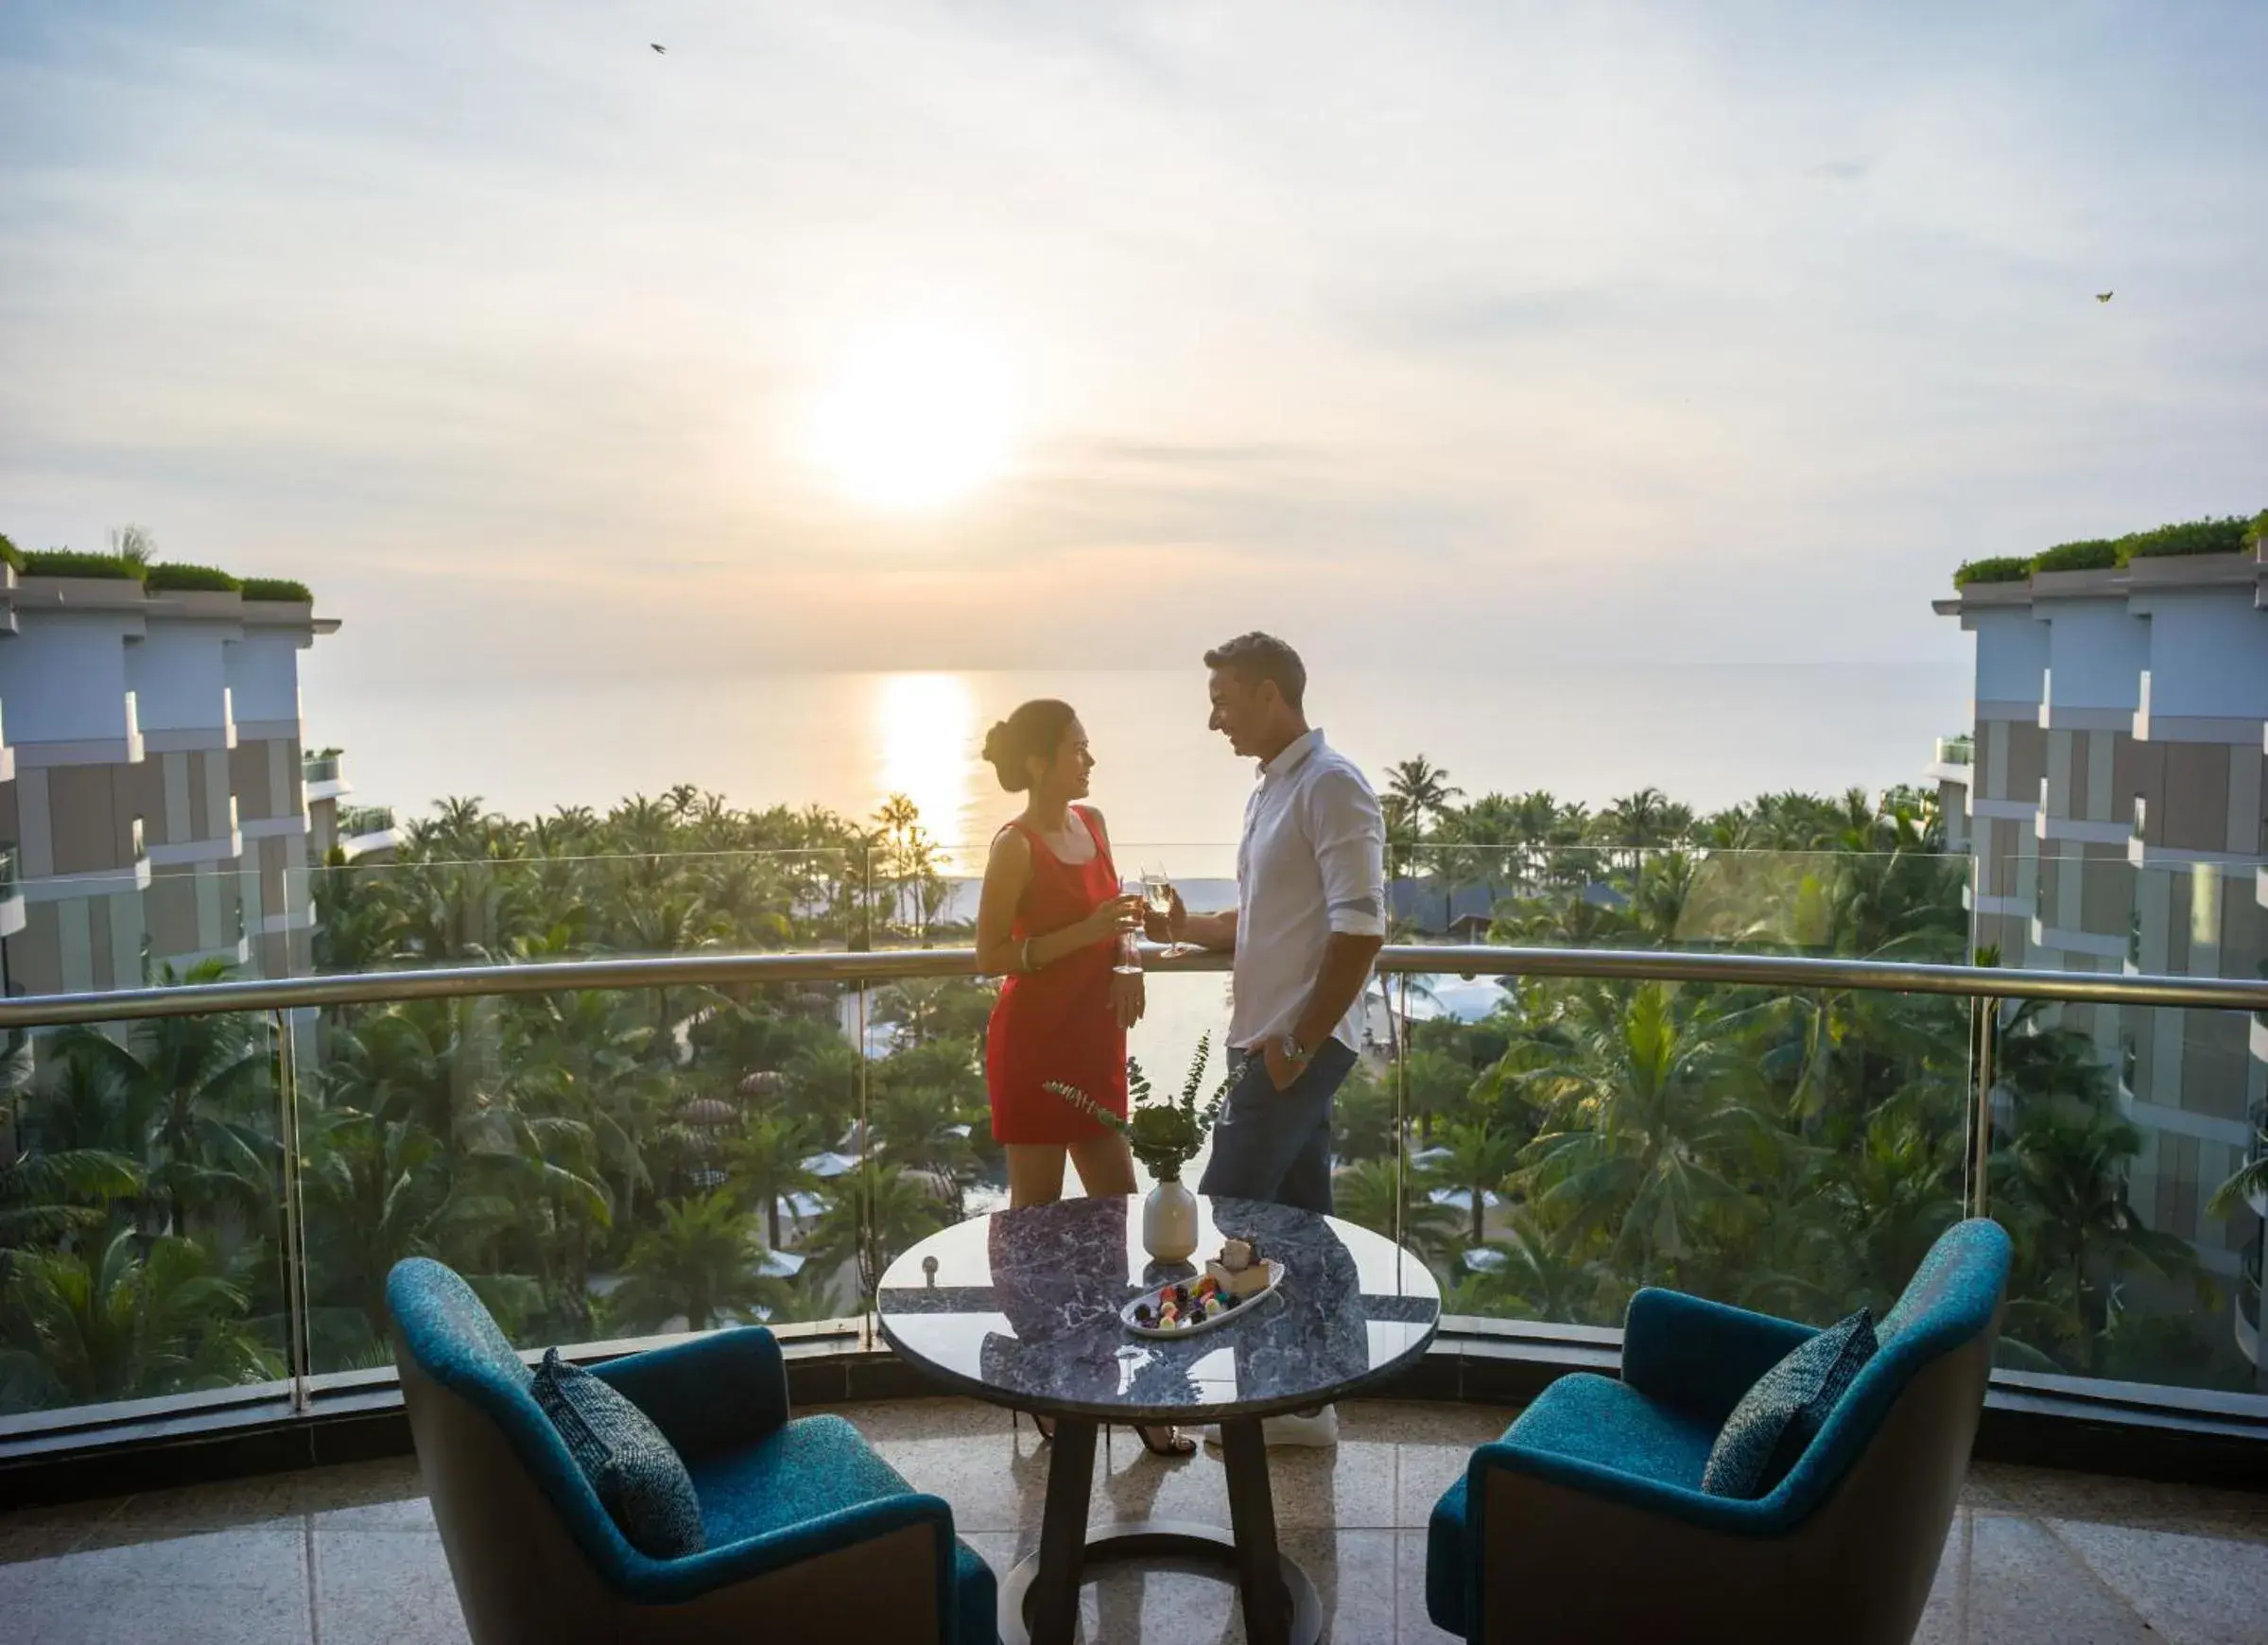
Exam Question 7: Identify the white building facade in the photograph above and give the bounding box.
[1932,547,2268,1380]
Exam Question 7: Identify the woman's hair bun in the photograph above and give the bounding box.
[981,720,1028,792]
[983,700,1076,794]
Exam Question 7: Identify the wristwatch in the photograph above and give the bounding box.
[1278,1033,1313,1067]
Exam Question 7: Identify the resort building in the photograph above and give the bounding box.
[1933,539,2268,1377]
[0,562,347,997]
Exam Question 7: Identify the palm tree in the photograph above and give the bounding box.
[300,1107,461,1349]
[53,972,275,1241]
[0,1149,143,1248]
[1332,1155,1461,1265]
[1403,1048,1477,1142]
[1451,1210,1610,1324]
[784,1040,860,1149]
[1330,1068,1399,1164]
[1387,756,1464,832]
[1590,788,1687,874]
[1994,1092,2213,1375]
[869,1084,974,1196]
[1514,982,1767,1287]
[808,1165,949,1303]
[606,1193,782,1333]
[727,1117,821,1251]
[1427,1122,1523,1248]
[0,1229,279,1411]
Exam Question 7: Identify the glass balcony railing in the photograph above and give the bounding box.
[302,753,342,787]
[1,822,2263,1449]
[338,805,394,837]
[0,840,18,899]
[1934,735,1974,766]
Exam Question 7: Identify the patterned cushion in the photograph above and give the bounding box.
[532,1349,706,1559]
[1701,1309,1878,1499]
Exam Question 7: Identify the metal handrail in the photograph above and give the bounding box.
[3,942,2267,1030]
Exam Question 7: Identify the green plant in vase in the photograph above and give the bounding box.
[1048,1037,1230,1261]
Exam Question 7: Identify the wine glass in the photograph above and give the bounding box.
[1113,877,1147,974]
[1141,864,1197,959]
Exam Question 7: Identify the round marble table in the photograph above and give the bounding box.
[876,1193,1442,1645]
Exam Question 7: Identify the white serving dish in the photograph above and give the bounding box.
[1119,1259,1285,1339]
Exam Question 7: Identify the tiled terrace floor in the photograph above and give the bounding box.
[2,1397,2263,1643]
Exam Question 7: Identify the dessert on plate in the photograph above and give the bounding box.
[1204,1237,1273,1300]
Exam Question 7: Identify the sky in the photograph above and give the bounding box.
[2,1,2264,701]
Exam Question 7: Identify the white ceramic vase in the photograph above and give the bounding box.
[1142,1178,1200,1263]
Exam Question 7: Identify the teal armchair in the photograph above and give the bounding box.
[1428,1219,2012,1644]
[388,1258,997,1645]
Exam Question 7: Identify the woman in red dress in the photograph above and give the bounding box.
[976,699,1192,1458]
[976,699,1147,1205]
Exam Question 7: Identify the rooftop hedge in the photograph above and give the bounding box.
[240,577,313,603]
[1954,509,2262,589]
[2122,515,2252,561]
[1951,555,2030,587]
[2033,539,2121,574]
[146,562,244,593]
[22,549,144,580]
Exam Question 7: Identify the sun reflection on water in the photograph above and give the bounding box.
[874,673,978,858]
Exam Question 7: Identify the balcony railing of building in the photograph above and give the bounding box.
[1934,735,1974,766]
[2,842,2263,1496]
[302,753,342,786]
[338,805,394,837]
[0,841,18,899]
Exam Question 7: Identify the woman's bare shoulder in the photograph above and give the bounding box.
[986,823,1034,870]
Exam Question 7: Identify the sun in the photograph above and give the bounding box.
[809,324,1014,511]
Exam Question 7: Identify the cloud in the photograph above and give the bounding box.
[0,0,2263,693]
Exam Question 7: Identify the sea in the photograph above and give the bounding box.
[304,663,1969,866]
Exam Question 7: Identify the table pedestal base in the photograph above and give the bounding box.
[998,1521,1321,1645]
[997,1415,1321,1645]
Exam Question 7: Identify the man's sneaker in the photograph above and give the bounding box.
[1199,1406,1340,1448]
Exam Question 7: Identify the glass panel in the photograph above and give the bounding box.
[1393,831,1975,1327]
[1989,857,2268,1394]
[1,868,294,1424]
[286,841,865,1375]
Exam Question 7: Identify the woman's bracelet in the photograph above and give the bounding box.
[1019,937,1035,974]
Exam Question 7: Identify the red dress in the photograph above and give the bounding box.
[985,807,1130,1145]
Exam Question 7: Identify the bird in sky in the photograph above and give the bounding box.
[650,43,667,54]
[2096,291,2113,303]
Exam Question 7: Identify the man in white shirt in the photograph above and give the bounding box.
[1164,632,1387,1215]
[1160,632,1386,1450]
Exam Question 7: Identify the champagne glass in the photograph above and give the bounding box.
[1141,864,1196,959]
[1113,878,1146,974]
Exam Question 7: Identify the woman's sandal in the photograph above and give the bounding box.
[1134,1424,1195,1459]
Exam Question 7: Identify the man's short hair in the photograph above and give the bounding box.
[1204,632,1307,713]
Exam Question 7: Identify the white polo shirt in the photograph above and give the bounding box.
[1228,730,1388,1052]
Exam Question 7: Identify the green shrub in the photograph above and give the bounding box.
[240,577,313,603]
[2033,538,2121,574]
[1953,556,2031,588]
[0,532,20,572]
[146,562,243,593]
[2120,515,2251,561]
[22,549,144,580]
[2246,511,2267,552]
